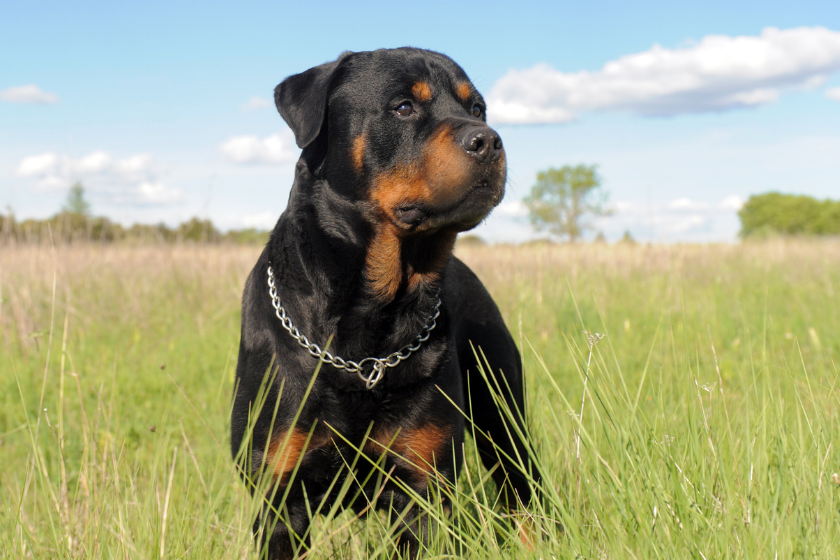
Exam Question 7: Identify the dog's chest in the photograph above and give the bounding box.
[291,383,460,488]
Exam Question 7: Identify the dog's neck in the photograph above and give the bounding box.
[266,161,454,358]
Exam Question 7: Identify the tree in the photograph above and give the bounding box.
[177,217,220,242]
[62,182,91,216]
[523,164,611,242]
[738,192,840,237]
[620,230,636,244]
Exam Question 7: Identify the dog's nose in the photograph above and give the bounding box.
[461,128,503,164]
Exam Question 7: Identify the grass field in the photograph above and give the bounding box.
[2,240,839,558]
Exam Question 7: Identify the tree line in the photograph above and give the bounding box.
[5,181,836,245]
[1,184,268,244]
[522,171,840,240]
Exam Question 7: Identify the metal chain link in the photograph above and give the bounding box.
[267,265,441,389]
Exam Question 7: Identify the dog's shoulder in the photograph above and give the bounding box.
[443,256,492,306]
[239,249,276,353]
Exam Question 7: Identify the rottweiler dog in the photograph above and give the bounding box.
[231,47,537,559]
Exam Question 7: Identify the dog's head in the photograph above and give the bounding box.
[276,48,506,299]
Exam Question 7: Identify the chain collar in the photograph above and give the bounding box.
[267,265,442,389]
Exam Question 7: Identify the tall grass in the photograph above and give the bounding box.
[2,240,839,558]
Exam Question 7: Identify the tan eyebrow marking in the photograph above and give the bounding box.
[456,82,472,101]
[411,81,432,102]
[351,133,366,172]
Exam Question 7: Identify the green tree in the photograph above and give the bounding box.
[620,230,636,244]
[62,182,91,216]
[523,165,611,242]
[177,217,220,242]
[738,192,840,237]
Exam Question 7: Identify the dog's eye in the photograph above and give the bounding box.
[472,104,483,118]
[396,102,414,117]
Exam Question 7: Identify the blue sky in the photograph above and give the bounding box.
[3,0,840,242]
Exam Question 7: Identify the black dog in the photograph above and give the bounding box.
[231,47,537,559]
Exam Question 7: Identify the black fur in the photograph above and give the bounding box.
[231,47,537,560]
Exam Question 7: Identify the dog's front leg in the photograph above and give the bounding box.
[254,495,311,560]
[386,490,429,559]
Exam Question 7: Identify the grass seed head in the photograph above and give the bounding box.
[584,330,606,349]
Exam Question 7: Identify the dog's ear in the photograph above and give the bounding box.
[275,55,348,149]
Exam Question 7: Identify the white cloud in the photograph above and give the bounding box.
[93,181,183,206]
[612,200,637,212]
[15,150,179,205]
[242,96,272,111]
[16,150,156,182]
[77,151,113,174]
[601,195,744,240]
[669,197,710,210]
[1,84,59,104]
[16,151,161,187]
[495,200,528,217]
[719,195,745,210]
[17,152,66,177]
[134,182,182,204]
[115,153,156,181]
[242,211,276,229]
[16,152,73,190]
[219,132,297,164]
[473,195,744,243]
[488,26,840,124]
[668,215,709,233]
[207,211,279,232]
[826,86,840,100]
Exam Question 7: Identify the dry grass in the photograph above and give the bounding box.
[1,244,257,352]
[2,239,839,558]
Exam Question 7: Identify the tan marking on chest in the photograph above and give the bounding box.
[518,515,536,551]
[265,426,330,485]
[364,423,451,484]
[265,428,309,483]
[365,222,404,301]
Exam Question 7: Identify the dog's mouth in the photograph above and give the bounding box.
[393,180,502,231]
[395,205,429,226]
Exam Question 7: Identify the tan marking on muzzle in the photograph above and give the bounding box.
[366,125,476,300]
